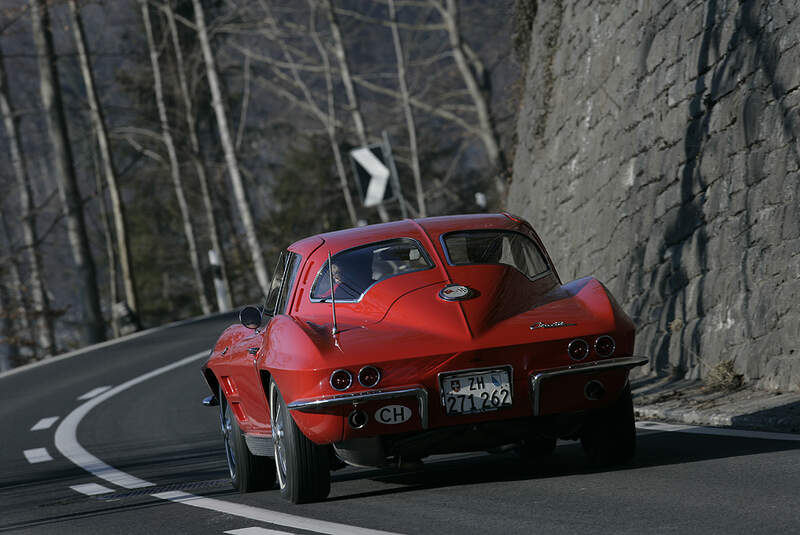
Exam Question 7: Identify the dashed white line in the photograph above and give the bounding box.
[23,447,53,464]
[31,416,60,431]
[154,491,400,535]
[77,386,112,400]
[636,420,800,441]
[225,527,296,535]
[70,483,114,496]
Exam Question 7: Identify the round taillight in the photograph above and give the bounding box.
[358,366,381,388]
[330,369,352,391]
[594,335,615,357]
[568,339,590,361]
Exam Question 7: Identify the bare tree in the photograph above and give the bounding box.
[0,44,55,357]
[68,0,139,324]
[323,0,390,222]
[192,0,271,297]
[30,0,104,345]
[387,0,425,216]
[0,212,34,359]
[164,0,232,311]
[141,0,211,315]
[250,0,358,227]
[431,0,508,199]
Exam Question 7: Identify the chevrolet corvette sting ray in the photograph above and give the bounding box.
[201,213,647,503]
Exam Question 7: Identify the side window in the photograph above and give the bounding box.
[264,251,287,315]
[442,230,549,280]
[275,253,301,315]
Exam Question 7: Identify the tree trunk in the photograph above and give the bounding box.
[439,0,508,200]
[192,0,271,297]
[324,0,390,222]
[141,0,211,315]
[29,0,103,346]
[164,0,232,311]
[0,45,54,357]
[387,0,425,217]
[0,277,17,371]
[0,213,35,360]
[67,0,139,324]
[90,137,120,338]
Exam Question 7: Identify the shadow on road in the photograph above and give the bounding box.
[323,429,799,502]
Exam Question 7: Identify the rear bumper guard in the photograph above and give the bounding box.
[287,386,430,429]
[530,356,648,416]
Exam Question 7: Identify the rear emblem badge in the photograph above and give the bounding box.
[530,321,577,330]
[439,284,472,301]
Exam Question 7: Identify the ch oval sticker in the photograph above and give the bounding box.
[374,405,412,425]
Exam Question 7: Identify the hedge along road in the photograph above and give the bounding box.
[1,312,799,535]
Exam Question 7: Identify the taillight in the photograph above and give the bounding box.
[330,369,352,391]
[594,335,615,357]
[358,366,381,388]
[568,339,590,361]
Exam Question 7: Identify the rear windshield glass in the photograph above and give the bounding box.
[311,238,433,301]
[442,230,549,279]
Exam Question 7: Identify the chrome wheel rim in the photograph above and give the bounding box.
[219,391,237,480]
[270,383,288,488]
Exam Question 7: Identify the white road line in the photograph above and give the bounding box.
[23,448,53,464]
[55,348,403,535]
[155,491,400,535]
[636,420,800,441]
[70,483,114,496]
[31,416,60,431]
[77,386,113,400]
[225,527,297,535]
[55,352,211,490]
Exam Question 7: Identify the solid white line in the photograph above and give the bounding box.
[154,491,401,535]
[23,447,53,464]
[31,416,60,431]
[70,483,114,496]
[77,386,113,400]
[54,351,210,490]
[636,420,800,441]
[225,527,296,535]
[53,347,403,535]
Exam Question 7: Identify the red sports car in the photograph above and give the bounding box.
[202,213,647,503]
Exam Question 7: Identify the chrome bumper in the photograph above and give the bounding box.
[287,386,430,429]
[530,356,648,416]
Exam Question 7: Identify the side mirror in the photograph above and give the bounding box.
[239,306,263,330]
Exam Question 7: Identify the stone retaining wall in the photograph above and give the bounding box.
[509,0,800,391]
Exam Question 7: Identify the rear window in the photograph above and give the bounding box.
[442,230,549,279]
[311,238,433,301]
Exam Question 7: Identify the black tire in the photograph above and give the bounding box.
[269,379,331,503]
[219,386,276,492]
[580,383,636,466]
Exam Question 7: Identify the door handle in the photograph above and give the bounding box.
[248,347,259,355]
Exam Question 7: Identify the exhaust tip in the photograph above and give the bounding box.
[584,380,606,401]
[348,409,368,429]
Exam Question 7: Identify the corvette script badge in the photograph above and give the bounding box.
[439,284,473,301]
[530,321,577,330]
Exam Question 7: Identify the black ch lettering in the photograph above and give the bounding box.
[380,407,392,422]
[393,406,405,422]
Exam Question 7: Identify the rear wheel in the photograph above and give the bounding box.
[219,386,276,492]
[580,383,636,466]
[269,379,331,503]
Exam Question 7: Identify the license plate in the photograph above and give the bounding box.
[441,368,512,415]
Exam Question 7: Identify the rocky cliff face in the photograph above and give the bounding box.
[509,0,799,391]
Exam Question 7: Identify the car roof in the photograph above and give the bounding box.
[288,213,522,255]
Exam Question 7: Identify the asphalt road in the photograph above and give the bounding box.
[1,313,798,534]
